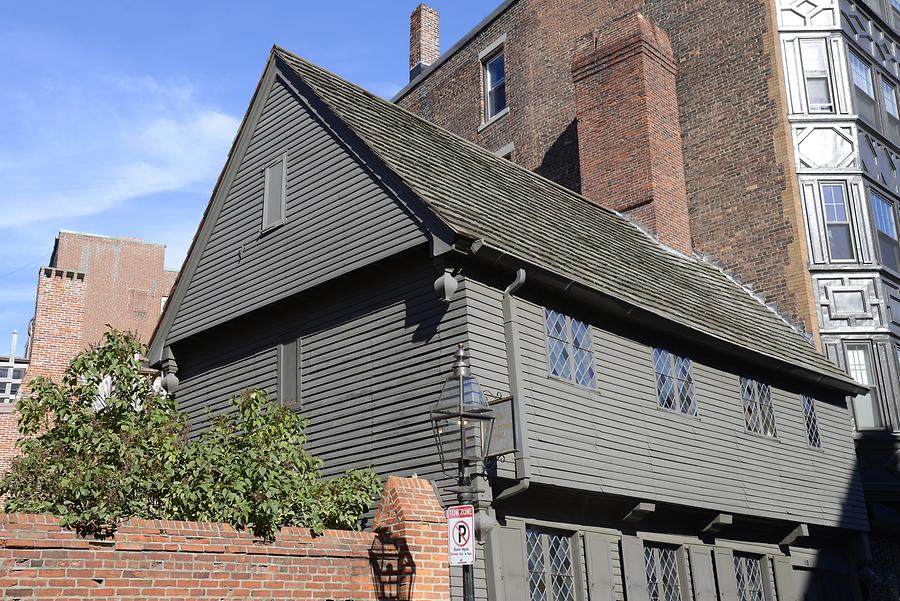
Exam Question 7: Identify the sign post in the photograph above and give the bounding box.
[447,504,475,566]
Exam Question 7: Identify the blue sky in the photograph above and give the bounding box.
[0,1,491,358]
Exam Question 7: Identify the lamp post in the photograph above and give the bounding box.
[430,343,495,601]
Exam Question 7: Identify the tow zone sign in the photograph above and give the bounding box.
[447,504,475,566]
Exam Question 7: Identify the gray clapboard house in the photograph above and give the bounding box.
[150,47,872,600]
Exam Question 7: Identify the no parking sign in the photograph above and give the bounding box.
[447,504,475,566]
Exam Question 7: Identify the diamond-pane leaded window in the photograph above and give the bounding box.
[644,543,682,601]
[652,348,697,416]
[733,554,766,601]
[544,309,596,388]
[740,377,777,437]
[526,527,576,601]
[802,395,822,448]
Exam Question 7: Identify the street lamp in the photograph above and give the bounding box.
[430,343,495,601]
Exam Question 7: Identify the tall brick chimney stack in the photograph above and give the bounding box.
[409,4,439,80]
[571,12,692,254]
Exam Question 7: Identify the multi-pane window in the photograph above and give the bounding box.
[644,543,682,601]
[799,39,833,112]
[262,154,286,230]
[545,309,596,388]
[733,554,766,601]
[883,79,899,119]
[740,377,777,437]
[526,527,575,601]
[802,395,822,448]
[821,183,854,260]
[850,52,875,97]
[845,343,883,429]
[652,348,697,416]
[872,192,900,271]
[483,50,506,120]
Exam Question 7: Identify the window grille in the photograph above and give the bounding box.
[733,554,766,601]
[644,543,682,601]
[802,395,822,448]
[821,183,854,260]
[850,52,875,97]
[544,308,596,388]
[526,527,576,601]
[740,377,777,437]
[652,348,697,416]
[845,343,883,429]
[483,50,506,120]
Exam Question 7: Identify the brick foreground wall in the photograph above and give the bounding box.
[0,476,449,600]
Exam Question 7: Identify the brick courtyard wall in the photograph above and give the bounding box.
[0,476,449,600]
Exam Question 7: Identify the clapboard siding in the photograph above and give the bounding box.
[462,277,867,531]
[168,76,428,342]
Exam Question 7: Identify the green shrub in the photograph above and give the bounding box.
[1,330,380,539]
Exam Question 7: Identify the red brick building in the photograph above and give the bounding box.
[0,232,178,477]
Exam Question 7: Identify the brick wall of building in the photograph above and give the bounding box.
[0,476,449,600]
[25,269,87,385]
[50,231,177,348]
[396,0,818,335]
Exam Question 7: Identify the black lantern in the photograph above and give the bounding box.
[430,344,495,481]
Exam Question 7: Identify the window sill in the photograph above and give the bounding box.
[478,107,509,133]
[742,429,780,442]
[656,405,701,421]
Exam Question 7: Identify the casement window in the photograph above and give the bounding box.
[801,395,822,448]
[733,554,767,601]
[740,377,777,437]
[799,39,833,112]
[872,191,900,271]
[526,527,576,601]
[643,543,683,601]
[850,52,875,98]
[845,342,883,429]
[821,183,855,260]
[545,309,596,388]
[483,49,506,121]
[262,154,287,230]
[652,348,697,416]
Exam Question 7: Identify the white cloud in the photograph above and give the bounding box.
[0,73,239,228]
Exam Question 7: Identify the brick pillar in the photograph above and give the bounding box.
[25,268,86,384]
[572,11,692,254]
[373,475,449,601]
[409,4,440,80]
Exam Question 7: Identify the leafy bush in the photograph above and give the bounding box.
[1,330,380,539]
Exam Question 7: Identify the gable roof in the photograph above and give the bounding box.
[270,47,860,393]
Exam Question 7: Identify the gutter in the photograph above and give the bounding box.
[501,268,531,483]
[468,239,866,397]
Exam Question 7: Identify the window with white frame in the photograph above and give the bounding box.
[644,543,683,601]
[652,348,697,416]
[740,377,777,437]
[799,39,833,112]
[845,342,883,429]
[483,49,506,121]
[821,183,855,261]
[733,553,767,601]
[850,52,875,98]
[801,395,822,448]
[872,191,900,271]
[544,308,596,388]
[525,527,576,601]
[262,154,287,230]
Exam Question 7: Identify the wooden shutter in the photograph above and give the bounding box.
[772,557,797,601]
[493,525,528,601]
[689,546,718,601]
[620,535,648,600]
[713,548,739,601]
[277,340,299,409]
[583,532,616,600]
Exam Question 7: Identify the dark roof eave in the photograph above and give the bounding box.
[468,238,866,397]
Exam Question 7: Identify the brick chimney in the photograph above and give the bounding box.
[409,4,439,80]
[24,268,86,384]
[571,12,692,254]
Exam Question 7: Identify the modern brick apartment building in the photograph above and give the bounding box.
[395,1,900,596]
